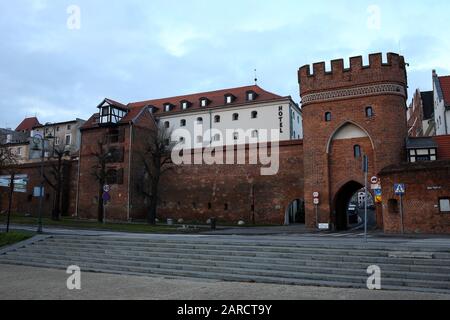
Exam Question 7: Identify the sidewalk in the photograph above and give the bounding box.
[1,264,449,300]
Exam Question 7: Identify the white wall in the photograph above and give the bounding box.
[158,99,302,148]
[434,79,449,135]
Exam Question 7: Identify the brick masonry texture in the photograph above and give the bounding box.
[380,161,450,234]
[299,53,409,230]
[2,52,450,234]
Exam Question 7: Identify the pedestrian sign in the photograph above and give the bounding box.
[394,184,405,195]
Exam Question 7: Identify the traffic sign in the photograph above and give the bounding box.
[371,176,378,184]
[103,185,111,193]
[313,198,320,205]
[313,192,319,198]
[102,192,111,203]
[374,189,382,203]
[394,184,405,195]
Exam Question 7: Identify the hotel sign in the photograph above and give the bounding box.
[278,106,284,133]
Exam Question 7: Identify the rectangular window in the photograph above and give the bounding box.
[65,134,71,145]
[439,198,450,213]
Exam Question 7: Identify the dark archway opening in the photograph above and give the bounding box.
[333,181,364,231]
[284,199,305,225]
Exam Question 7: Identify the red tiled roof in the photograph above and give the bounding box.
[82,85,289,130]
[433,135,450,160]
[128,85,285,114]
[15,117,41,132]
[438,76,450,106]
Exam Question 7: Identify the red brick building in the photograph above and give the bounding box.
[2,52,450,233]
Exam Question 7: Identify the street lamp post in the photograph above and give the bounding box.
[33,123,54,234]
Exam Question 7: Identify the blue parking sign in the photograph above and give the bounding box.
[394,184,405,195]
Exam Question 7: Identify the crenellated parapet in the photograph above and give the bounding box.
[298,53,408,105]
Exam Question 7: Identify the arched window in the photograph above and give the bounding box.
[214,115,221,123]
[251,111,258,119]
[232,113,239,121]
[164,121,170,128]
[196,117,203,124]
[366,106,374,118]
[325,112,331,122]
[354,145,361,158]
[180,119,186,127]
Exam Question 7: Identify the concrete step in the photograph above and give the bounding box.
[28,241,450,267]
[7,249,450,283]
[16,246,450,274]
[48,235,450,253]
[2,253,450,292]
[43,237,450,258]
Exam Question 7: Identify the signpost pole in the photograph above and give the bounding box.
[6,173,15,233]
[363,155,369,243]
[37,138,45,234]
[315,204,318,230]
[400,194,404,234]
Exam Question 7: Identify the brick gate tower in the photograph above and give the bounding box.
[299,53,408,230]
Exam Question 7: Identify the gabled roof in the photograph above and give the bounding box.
[81,105,150,130]
[128,85,286,115]
[438,76,450,106]
[420,91,434,120]
[15,117,41,132]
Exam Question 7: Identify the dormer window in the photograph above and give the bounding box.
[181,100,191,110]
[200,98,210,107]
[164,103,174,112]
[147,105,158,113]
[98,100,128,125]
[246,90,258,101]
[225,94,235,104]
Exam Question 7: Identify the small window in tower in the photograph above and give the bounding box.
[180,119,186,127]
[214,115,221,123]
[251,111,258,119]
[196,117,203,124]
[232,113,239,121]
[366,106,374,118]
[325,112,332,122]
[354,145,361,158]
[439,198,450,213]
[164,121,170,129]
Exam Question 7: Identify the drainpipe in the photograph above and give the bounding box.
[75,133,82,218]
[127,123,133,222]
[208,109,212,143]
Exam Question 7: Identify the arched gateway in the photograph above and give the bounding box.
[299,53,408,231]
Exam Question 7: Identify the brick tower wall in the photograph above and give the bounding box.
[299,53,408,229]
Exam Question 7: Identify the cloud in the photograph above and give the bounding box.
[0,0,449,128]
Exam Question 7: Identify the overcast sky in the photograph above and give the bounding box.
[1,0,449,128]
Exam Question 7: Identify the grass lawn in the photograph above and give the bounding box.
[0,230,35,248]
[2,214,199,234]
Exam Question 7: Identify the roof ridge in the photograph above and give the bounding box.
[128,84,282,106]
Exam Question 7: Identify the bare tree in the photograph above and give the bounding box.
[139,124,175,225]
[0,137,18,232]
[43,144,73,221]
[91,136,111,223]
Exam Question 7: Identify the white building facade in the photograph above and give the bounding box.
[128,85,302,148]
[433,70,450,136]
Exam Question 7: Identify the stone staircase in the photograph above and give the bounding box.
[1,235,450,294]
